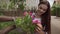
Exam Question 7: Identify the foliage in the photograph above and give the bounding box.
[8,1,15,9]
[51,4,60,16]
[15,14,36,34]
[9,0,26,10]
[18,3,25,10]
[0,21,14,30]
[0,2,7,9]
[0,0,26,10]
[51,4,56,16]
[10,0,23,2]
[0,21,21,34]
[56,7,60,17]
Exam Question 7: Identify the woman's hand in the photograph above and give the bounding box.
[35,24,45,34]
[36,24,43,30]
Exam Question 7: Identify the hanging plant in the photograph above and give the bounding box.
[18,3,25,10]
[9,0,26,10]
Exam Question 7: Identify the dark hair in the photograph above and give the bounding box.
[38,1,51,33]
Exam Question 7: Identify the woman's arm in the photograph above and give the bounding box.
[0,16,14,22]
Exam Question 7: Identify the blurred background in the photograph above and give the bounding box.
[0,0,60,34]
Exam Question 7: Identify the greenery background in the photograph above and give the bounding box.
[0,0,60,34]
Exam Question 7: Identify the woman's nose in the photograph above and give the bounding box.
[37,9,43,12]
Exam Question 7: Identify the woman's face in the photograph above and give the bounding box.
[36,4,48,16]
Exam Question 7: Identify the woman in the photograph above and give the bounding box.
[34,1,51,34]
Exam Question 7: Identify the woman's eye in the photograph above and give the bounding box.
[39,7,42,9]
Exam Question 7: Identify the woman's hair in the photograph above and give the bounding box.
[38,1,51,32]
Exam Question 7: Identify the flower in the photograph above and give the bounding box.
[29,12,32,16]
[32,20,41,24]
[23,12,28,16]
[31,16,35,19]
